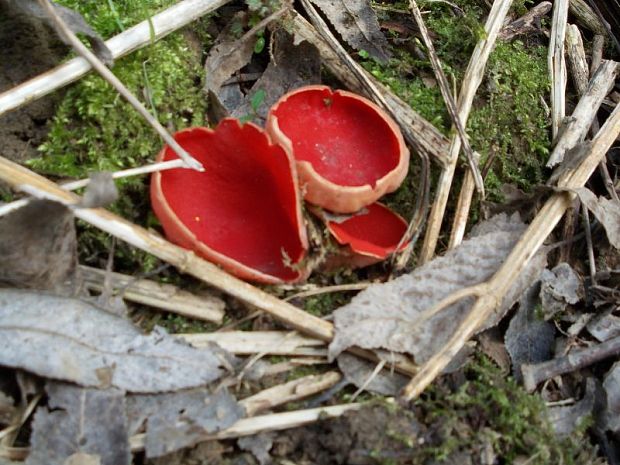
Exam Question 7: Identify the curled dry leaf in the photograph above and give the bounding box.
[575,187,620,249]
[329,214,547,364]
[540,262,583,320]
[308,0,391,62]
[0,289,230,393]
[26,382,129,465]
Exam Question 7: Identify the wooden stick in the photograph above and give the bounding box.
[129,403,362,451]
[420,0,513,263]
[80,265,225,323]
[546,61,618,168]
[568,0,608,36]
[0,0,228,117]
[241,371,341,415]
[522,335,620,392]
[591,35,605,76]
[548,0,569,140]
[565,24,589,96]
[499,1,552,41]
[0,156,419,377]
[36,0,202,171]
[409,0,484,195]
[178,331,326,356]
[402,100,620,401]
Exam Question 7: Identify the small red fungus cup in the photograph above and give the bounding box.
[150,119,309,284]
[324,203,410,268]
[267,85,409,213]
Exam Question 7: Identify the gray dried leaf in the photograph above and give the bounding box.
[3,0,113,65]
[238,432,275,465]
[232,30,321,124]
[540,263,583,319]
[337,353,407,396]
[26,382,129,465]
[0,290,229,392]
[505,284,555,382]
[587,309,620,342]
[329,214,547,364]
[204,13,255,96]
[548,378,599,436]
[127,389,243,458]
[309,0,390,62]
[575,187,620,249]
[0,200,77,293]
[602,361,620,433]
[79,172,118,209]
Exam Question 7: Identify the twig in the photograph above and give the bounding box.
[284,283,371,301]
[568,0,608,35]
[402,100,620,401]
[420,0,513,262]
[591,35,605,76]
[350,360,385,401]
[521,335,620,392]
[546,61,618,169]
[0,156,419,377]
[498,1,552,41]
[548,0,569,140]
[582,208,597,282]
[36,0,203,171]
[179,331,326,356]
[129,403,363,451]
[566,24,589,96]
[0,0,228,117]
[80,265,225,323]
[241,371,341,415]
[409,0,484,195]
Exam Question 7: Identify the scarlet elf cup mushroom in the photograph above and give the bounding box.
[150,119,308,284]
[267,85,410,214]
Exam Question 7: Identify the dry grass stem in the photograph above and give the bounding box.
[36,0,203,170]
[409,0,484,195]
[420,0,513,263]
[0,0,228,117]
[241,371,341,415]
[179,331,326,356]
[284,283,371,301]
[548,0,569,140]
[80,265,225,324]
[402,100,620,401]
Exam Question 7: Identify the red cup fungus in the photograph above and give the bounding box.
[325,202,409,268]
[267,85,409,213]
[150,119,308,284]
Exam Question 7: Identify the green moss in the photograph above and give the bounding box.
[28,0,209,271]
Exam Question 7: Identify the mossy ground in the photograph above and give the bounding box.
[22,0,598,462]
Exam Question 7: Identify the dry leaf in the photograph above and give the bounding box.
[547,378,598,436]
[127,389,244,458]
[3,0,113,65]
[336,353,407,396]
[0,289,229,392]
[329,214,547,364]
[505,283,555,382]
[575,187,620,249]
[587,309,620,342]
[309,0,391,62]
[232,30,321,124]
[79,172,118,209]
[204,13,255,96]
[540,263,583,319]
[26,382,129,465]
[602,361,620,433]
[0,200,77,293]
[237,433,275,465]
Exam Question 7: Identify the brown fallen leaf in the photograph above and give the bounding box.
[575,187,620,249]
[329,214,547,365]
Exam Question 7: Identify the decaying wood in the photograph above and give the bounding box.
[565,24,589,96]
[241,371,341,415]
[546,61,618,168]
[548,0,569,140]
[568,0,608,36]
[402,99,620,401]
[179,331,326,356]
[36,0,203,171]
[498,1,551,41]
[409,0,484,195]
[420,0,513,262]
[591,35,605,76]
[522,335,620,392]
[0,156,419,377]
[129,402,362,451]
[80,265,225,324]
[0,0,228,117]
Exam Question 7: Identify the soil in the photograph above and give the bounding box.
[0,2,67,163]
